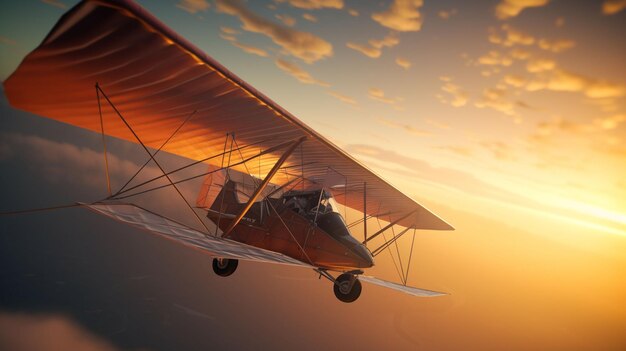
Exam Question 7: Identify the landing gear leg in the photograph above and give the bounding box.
[333,273,362,303]
[212,258,238,277]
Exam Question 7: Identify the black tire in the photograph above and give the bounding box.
[212,258,238,277]
[333,273,362,303]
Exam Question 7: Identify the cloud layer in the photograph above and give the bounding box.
[216,0,332,63]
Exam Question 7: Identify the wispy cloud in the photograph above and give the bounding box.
[474,88,517,117]
[216,0,332,63]
[0,312,121,351]
[478,50,513,66]
[177,0,210,14]
[327,91,357,105]
[368,88,402,105]
[302,13,318,22]
[526,58,556,72]
[489,24,535,46]
[219,27,269,57]
[437,145,473,157]
[479,141,515,160]
[372,0,424,32]
[602,0,626,15]
[277,0,344,10]
[275,58,330,86]
[348,9,359,16]
[378,117,431,137]
[438,8,458,20]
[231,41,269,57]
[495,0,550,20]
[41,0,67,9]
[275,14,296,27]
[346,33,399,59]
[395,57,412,69]
[538,38,575,53]
[438,78,469,107]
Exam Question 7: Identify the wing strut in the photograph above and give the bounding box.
[362,210,416,245]
[222,136,306,237]
[363,182,367,245]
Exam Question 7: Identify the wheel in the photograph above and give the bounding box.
[212,258,238,277]
[333,273,362,303]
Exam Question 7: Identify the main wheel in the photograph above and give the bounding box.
[212,258,238,277]
[333,273,362,303]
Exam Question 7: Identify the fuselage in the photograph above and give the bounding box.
[207,181,374,270]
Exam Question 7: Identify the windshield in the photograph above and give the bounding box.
[283,189,343,217]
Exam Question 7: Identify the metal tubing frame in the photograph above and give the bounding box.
[362,210,416,245]
[371,226,413,257]
[222,136,306,237]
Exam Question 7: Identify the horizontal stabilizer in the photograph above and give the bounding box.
[358,276,447,297]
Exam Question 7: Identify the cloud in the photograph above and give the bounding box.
[346,33,399,58]
[0,36,17,46]
[503,74,527,87]
[372,0,424,32]
[41,0,67,9]
[478,50,513,66]
[0,132,161,191]
[220,26,240,35]
[437,145,473,157]
[595,114,626,130]
[177,0,210,14]
[275,58,330,86]
[585,81,626,98]
[378,118,431,137]
[424,118,450,129]
[538,38,575,53]
[368,88,402,104]
[526,58,556,72]
[0,312,120,351]
[496,24,536,46]
[521,68,626,99]
[395,57,412,69]
[474,88,517,116]
[348,9,359,16]
[231,41,270,57]
[509,48,531,60]
[219,28,269,57]
[495,0,550,20]
[275,14,296,26]
[216,0,333,63]
[327,91,357,105]
[554,16,565,27]
[479,141,515,160]
[277,0,344,10]
[440,80,469,107]
[438,9,458,20]
[302,13,318,22]
[602,0,626,14]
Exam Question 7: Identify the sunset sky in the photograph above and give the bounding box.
[1,0,625,350]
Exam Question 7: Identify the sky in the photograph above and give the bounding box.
[1,0,625,350]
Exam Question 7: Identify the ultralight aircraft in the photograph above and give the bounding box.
[3,0,454,302]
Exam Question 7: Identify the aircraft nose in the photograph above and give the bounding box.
[353,243,374,268]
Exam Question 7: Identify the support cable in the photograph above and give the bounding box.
[96,84,210,234]
[95,84,111,197]
[113,109,197,197]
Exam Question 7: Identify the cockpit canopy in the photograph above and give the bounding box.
[282,189,340,217]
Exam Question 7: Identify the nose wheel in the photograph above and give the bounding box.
[333,273,362,303]
[212,258,238,277]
